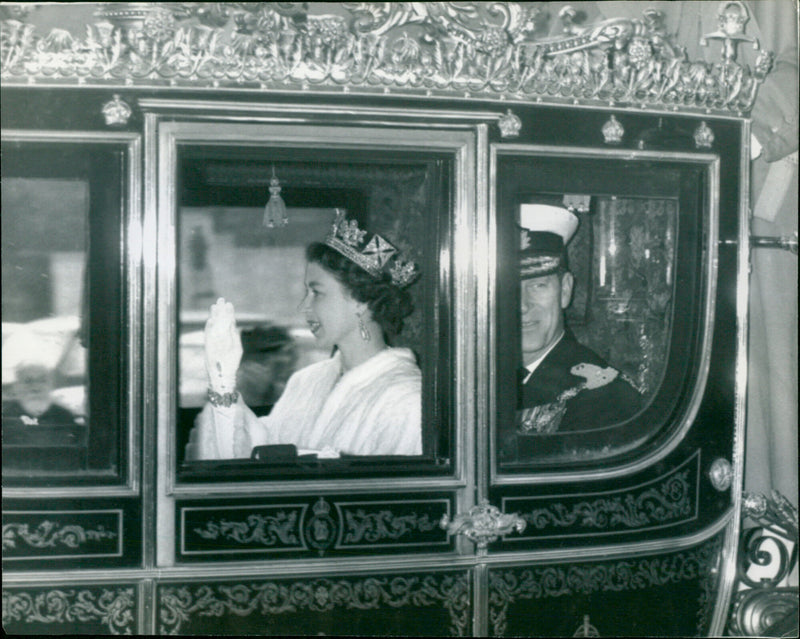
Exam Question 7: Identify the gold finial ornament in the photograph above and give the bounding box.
[694,121,715,148]
[573,615,600,638]
[700,1,758,64]
[102,94,132,126]
[602,115,624,145]
[498,110,522,138]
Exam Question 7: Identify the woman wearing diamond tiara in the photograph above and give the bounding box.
[186,211,422,460]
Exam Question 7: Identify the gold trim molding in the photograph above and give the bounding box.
[0,2,772,114]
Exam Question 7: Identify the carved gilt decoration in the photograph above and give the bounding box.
[340,508,439,545]
[2,520,118,551]
[192,511,302,547]
[184,499,446,554]
[504,450,697,539]
[707,457,733,491]
[573,614,600,637]
[737,491,798,589]
[440,500,526,554]
[693,120,715,149]
[2,587,136,635]
[727,491,799,636]
[158,573,470,635]
[601,114,624,144]
[520,467,692,533]
[489,535,722,636]
[102,93,133,125]
[0,2,772,113]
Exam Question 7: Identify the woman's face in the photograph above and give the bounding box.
[299,261,362,351]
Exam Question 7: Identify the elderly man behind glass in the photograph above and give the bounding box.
[3,362,80,428]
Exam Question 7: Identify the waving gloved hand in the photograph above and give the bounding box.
[204,297,243,396]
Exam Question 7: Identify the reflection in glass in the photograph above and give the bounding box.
[2,178,89,475]
[578,197,676,398]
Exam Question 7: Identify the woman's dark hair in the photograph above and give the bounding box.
[306,242,415,341]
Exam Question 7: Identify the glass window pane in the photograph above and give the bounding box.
[1,142,125,483]
[574,196,677,399]
[495,152,706,471]
[175,149,450,478]
[177,206,333,413]
[2,177,89,475]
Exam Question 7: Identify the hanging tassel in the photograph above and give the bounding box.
[263,165,288,228]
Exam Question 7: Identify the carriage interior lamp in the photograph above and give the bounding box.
[263,165,288,228]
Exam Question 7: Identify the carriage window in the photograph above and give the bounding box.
[494,150,712,472]
[1,140,128,484]
[173,139,453,481]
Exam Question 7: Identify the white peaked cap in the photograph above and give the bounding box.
[519,204,579,244]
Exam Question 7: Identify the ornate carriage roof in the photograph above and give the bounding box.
[0,1,772,115]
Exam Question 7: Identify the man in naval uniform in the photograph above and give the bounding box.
[516,204,642,437]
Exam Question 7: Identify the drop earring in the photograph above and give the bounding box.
[357,311,371,342]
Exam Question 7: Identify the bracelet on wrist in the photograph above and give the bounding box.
[207,388,239,407]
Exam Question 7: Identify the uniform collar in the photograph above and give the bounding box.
[522,330,565,384]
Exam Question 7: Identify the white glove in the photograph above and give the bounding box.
[204,297,243,394]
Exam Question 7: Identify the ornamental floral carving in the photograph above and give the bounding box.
[340,508,439,544]
[192,511,301,547]
[2,520,118,551]
[0,2,772,114]
[521,468,692,532]
[158,573,470,635]
[2,587,136,635]
[488,535,722,636]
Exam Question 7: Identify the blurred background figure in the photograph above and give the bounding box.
[2,350,86,473]
[3,361,79,427]
[237,325,298,415]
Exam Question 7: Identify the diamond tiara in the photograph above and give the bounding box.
[324,209,418,288]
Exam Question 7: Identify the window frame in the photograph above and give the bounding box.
[488,144,720,486]
[148,115,480,498]
[1,129,142,497]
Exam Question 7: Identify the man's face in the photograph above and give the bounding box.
[520,271,573,362]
